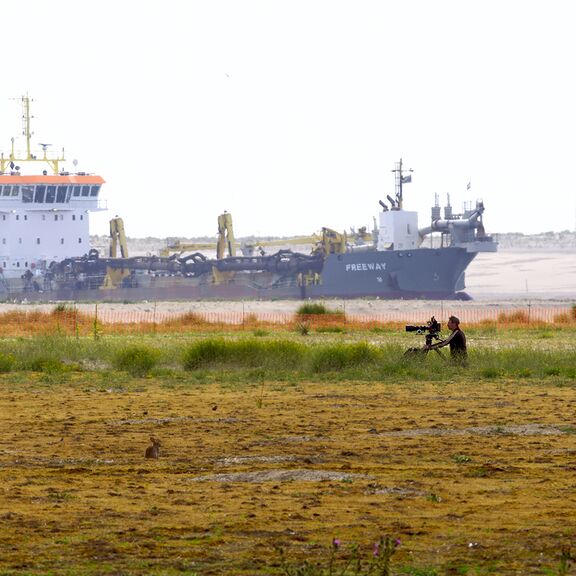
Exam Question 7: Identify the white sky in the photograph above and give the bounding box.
[1,0,575,239]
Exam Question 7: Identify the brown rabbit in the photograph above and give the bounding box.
[145,437,161,459]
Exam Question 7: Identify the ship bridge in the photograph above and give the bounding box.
[0,96,107,279]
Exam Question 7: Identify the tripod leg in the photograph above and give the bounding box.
[434,349,447,361]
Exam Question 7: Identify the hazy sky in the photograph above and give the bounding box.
[1,0,575,239]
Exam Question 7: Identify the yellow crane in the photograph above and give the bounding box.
[102,216,131,289]
[158,212,357,259]
[216,211,236,259]
[109,216,128,258]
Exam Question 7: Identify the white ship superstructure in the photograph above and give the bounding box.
[0,96,105,280]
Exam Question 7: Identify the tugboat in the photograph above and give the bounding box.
[0,97,496,301]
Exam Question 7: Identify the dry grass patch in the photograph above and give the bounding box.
[0,375,575,574]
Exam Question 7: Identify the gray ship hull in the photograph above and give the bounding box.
[1,246,477,301]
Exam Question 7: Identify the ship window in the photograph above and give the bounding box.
[16,215,19,221]
[46,186,56,203]
[2,239,5,244]
[1,186,9,197]
[34,185,46,203]
[60,215,63,220]
[11,186,19,197]
[56,186,67,203]
[66,187,72,202]
[18,238,22,244]
[54,214,58,221]
[16,262,20,267]
[24,215,27,221]
[2,262,5,268]
[80,215,84,220]
[81,186,90,197]
[72,215,76,221]
[60,238,64,245]
[36,238,40,245]
[90,185,100,197]
[21,186,34,203]
[78,237,82,243]
[72,185,80,197]
[2,215,5,221]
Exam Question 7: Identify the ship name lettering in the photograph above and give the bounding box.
[345,262,386,272]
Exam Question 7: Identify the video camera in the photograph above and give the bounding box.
[405,316,442,346]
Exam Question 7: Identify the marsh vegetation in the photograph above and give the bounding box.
[0,313,574,574]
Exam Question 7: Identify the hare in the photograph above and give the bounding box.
[145,437,161,459]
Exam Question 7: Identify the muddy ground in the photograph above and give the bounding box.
[0,376,575,575]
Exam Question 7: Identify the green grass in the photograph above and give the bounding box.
[0,329,574,385]
[112,344,161,376]
[296,302,344,315]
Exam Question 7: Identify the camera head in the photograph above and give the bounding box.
[405,316,441,335]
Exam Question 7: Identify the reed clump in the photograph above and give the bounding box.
[182,338,305,371]
[112,344,161,376]
[0,353,15,373]
[309,342,378,373]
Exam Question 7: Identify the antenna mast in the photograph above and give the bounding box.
[0,95,66,174]
[391,158,413,209]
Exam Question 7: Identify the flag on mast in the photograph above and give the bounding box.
[401,174,412,184]
[466,180,471,190]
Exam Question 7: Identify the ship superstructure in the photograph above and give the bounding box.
[0,98,496,301]
[0,96,105,282]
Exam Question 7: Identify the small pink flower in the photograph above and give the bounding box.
[373,542,380,557]
[332,538,341,549]
[394,538,401,547]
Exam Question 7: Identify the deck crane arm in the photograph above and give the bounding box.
[109,217,128,258]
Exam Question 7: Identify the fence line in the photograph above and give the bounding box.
[71,306,576,325]
[0,305,573,337]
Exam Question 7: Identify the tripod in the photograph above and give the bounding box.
[404,332,446,360]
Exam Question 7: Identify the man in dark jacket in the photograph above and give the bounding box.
[425,316,467,365]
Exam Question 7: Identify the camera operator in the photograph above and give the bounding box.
[424,316,467,365]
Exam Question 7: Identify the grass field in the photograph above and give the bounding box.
[0,323,575,575]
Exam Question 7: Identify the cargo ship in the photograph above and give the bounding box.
[0,97,496,302]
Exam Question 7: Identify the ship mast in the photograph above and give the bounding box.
[391,158,413,210]
[0,95,66,175]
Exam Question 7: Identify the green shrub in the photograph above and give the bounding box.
[182,339,230,370]
[309,342,377,373]
[113,345,160,376]
[296,302,331,315]
[28,356,66,373]
[182,338,305,371]
[296,302,344,316]
[0,353,15,373]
